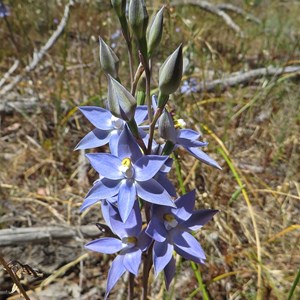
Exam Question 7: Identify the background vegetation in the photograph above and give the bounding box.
[0,0,299,299]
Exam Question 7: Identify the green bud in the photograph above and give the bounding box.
[147,6,164,57]
[128,0,149,40]
[158,44,183,96]
[158,109,177,144]
[111,0,126,18]
[136,74,146,105]
[99,37,119,79]
[107,75,137,121]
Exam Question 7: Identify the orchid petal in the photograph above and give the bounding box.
[164,256,176,290]
[109,130,122,156]
[171,190,195,221]
[134,155,168,181]
[178,138,208,148]
[80,197,101,211]
[173,231,206,263]
[186,147,222,170]
[85,237,123,254]
[101,200,115,229]
[185,209,218,231]
[118,125,143,162]
[155,173,176,197]
[153,241,174,275]
[134,105,148,124]
[117,179,137,222]
[137,230,152,251]
[84,178,121,202]
[79,106,113,130]
[123,249,142,275]
[111,198,141,238]
[86,153,123,179]
[105,255,126,300]
[75,129,111,150]
[146,215,167,242]
[176,129,201,141]
[136,179,175,207]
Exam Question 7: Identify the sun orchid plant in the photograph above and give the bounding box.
[76,1,221,299]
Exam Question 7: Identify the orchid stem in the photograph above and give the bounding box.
[147,107,163,154]
[128,272,135,300]
[142,245,153,300]
[128,44,134,92]
[131,63,144,96]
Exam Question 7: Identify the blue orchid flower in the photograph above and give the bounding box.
[174,127,221,169]
[81,125,176,222]
[146,190,218,288]
[75,105,148,152]
[85,201,151,299]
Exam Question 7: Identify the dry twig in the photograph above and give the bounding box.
[171,0,243,36]
[196,65,300,92]
[0,225,100,247]
[0,0,74,97]
[216,3,261,24]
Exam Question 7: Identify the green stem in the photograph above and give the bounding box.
[131,63,144,96]
[127,43,135,91]
[147,107,163,154]
[288,267,300,300]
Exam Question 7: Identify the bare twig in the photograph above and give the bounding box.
[0,225,100,247]
[171,0,243,36]
[196,65,300,93]
[0,0,74,97]
[1,65,299,114]
[216,3,261,24]
[0,254,31,300]
[0,60,19,88]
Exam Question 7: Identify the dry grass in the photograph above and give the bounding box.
[0,1,299,299]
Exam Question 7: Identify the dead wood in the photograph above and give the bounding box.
[195,65,300,93]
[171,0,243,36]
[0,0,74,97]
[216,3,261,24]
[0,225,100,247]
[1,65,299,114]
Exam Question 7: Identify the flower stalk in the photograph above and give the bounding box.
[75,2,221,299]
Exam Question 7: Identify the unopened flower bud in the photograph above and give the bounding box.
[147,6,164,57]
[128,0,149,40]
[159,44,183,96]
[111,0,126,18]
[107,75,136,121]
[99,38,119,79]
[158,109,177,144]
[136,74,146,105]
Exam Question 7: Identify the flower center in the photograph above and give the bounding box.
[122,236,137,248]
[111,115,124,130]
[174,118,186,129]
[163,213,178,230]
[120,158,134,178]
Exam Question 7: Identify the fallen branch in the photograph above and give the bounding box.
[195,65,300,93]
[216,3,261,24]
[0,93,38,114]
[0,0,74,97]
[171,0,243,36]
[1,65,299,114]
[0,225,101,247]
[0,60,19,88]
